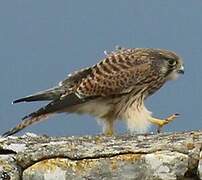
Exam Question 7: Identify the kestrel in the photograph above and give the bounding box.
[2,47,184,137]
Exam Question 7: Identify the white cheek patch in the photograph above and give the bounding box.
[167,71,179,80]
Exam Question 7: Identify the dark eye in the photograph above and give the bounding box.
[167,59,177,66]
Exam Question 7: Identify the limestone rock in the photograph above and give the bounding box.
[0,131,202,180]
[198,151,202,179]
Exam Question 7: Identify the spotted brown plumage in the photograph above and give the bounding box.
[2,48,184,137]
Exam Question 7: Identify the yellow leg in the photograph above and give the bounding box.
[103,120,114,136]
[148,113,179,133]
[104,128,114,136]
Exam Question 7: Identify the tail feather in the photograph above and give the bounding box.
[12,87,64,104]
[2,114,50,137]
[2,93,85,137]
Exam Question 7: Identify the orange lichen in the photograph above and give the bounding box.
[26,153,142,174]
[186,142,195,150]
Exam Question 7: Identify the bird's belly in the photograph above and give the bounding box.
[72,99,114,118]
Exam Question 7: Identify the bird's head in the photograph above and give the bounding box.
[151,49,184,81]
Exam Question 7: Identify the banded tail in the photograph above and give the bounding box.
[2,93,84,137]
[2,114,50,137]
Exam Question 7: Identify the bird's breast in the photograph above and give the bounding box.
[121,101,152,133]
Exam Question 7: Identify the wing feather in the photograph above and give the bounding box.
[75,49,153,97]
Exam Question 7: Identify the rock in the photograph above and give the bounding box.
[198,151,202,179]
[0,154,21,180]
[0,131,202,180]
[144,151,188,180]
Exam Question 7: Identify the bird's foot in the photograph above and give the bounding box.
[149,113,180,133]
[103,128,115,136]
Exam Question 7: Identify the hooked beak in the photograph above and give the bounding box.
[177,65,184,74]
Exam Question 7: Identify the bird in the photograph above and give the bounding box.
[2,47,184,137]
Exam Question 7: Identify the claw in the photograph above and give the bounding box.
[157,113,180,133]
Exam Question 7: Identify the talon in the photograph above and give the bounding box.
[165,113,180,122]
[157,126,162,133]
[149,113,180,133]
